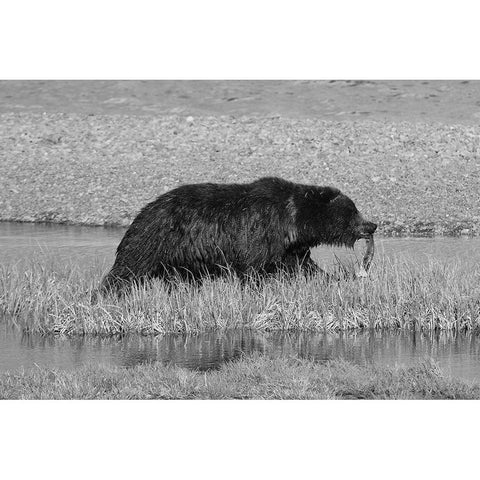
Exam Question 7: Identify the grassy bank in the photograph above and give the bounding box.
[1,113,480,236]
[1,256,479,335]
[1,355,478,399]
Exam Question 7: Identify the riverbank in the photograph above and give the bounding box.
[2,256,479,335]
[1,113,480,236]
[1,355,478,399]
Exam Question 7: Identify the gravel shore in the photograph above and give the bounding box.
[1,112,479,236]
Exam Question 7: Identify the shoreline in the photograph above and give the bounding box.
[2,80,480,125]
[1,113,480,237]
[1,217,477,238]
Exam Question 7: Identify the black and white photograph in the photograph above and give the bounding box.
[1,1,479,479]
[2,78,480,400]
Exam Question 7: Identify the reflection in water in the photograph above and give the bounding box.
[114,331,269,370]
[1,328,480,381]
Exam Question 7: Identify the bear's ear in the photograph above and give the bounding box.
[316,187,341,203]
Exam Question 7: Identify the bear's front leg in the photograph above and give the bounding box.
[282,248,332,280]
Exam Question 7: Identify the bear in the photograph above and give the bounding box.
[99,176,377,293]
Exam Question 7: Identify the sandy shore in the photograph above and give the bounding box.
[2,80,480,124]
[1,112,479,236]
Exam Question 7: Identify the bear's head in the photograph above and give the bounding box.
[325,193,377,247]
[297,188,377,248]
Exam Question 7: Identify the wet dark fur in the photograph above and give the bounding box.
[100,177,377,293]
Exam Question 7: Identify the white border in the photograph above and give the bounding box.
[1,0,480,78]
[1,400,479,479]
[1,1,479,478]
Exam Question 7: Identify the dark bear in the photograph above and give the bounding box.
[100,177,377,293]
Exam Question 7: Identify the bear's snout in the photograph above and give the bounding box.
[361,221,377,236]
[355,219,377,238]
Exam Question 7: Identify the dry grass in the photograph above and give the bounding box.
[1,255,479,335]
[1,354,478,399]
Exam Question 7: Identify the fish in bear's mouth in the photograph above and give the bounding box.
[356,220,377,274]
[362,235,375,272]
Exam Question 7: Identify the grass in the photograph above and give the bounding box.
[1,354,478,399]
[1,255,480,335]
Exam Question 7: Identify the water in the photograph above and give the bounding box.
[1,221,480,380]
[2,221,479,270]
[0,222,124,269]
[1,328,480,381]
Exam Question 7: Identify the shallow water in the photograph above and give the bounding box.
[1,328,480,382]
[1,221,479,271]
[0,222,123,269]
[1,221,480,380]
